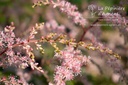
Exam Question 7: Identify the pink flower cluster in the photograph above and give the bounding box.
[0,76,27,85]
[102,13,128,43]
[0,25,26,67]
[44,19,65,33]
[0,24,44,74]
[102,13,127,26]
[50,0,86,26]
[0,25,28,68]
[0,26,15,48]
[54,46,90,85]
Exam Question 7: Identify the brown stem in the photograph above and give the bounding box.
[74,17,101,50]
[0,48,8,56]
[79,17,101,42]
[0,39,38,56]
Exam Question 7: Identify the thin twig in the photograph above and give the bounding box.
[79,17,101,42]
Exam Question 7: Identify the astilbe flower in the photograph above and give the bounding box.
[0,23,44,74]
[54,46,90,85]
[0,23,46,85]
[51,0,86,26]
[44,19,65,34]
[0,24,29,68]
[0,26,22,66]
[102,13,127,26]
[0,76,30,85]
[33,0,87,26]
[102,13,128,43]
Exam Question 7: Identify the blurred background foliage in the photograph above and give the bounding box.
[0,0,128,85]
